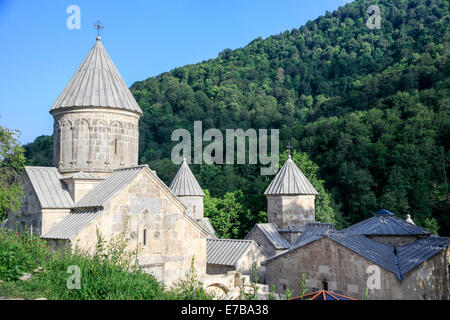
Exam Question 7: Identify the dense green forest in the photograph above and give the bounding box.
[23,0,450,236]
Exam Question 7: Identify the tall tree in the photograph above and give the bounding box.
[0,123,25,221]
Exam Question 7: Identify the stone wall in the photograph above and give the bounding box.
[52,108,140,176]
[265,237,397,299]
[266,195,315,230]
[265,236,450,300]
[41,209,71,235]
[235,244,267,277]
[245,227,284,258]
[368,235,423,246]
[206,243,266,278]
[400,247,449,300]
[7,173,40,233]
[64,178,104,203]
[206,264,235,275]
[69,168,207,286]
[178,195,204,219]
[7,174,70,236]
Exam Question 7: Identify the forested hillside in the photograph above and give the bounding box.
[24,0,450,235]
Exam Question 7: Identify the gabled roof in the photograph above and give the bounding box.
[207,239,264,267]
[50,37,142,115]
[245,223,290,249]
[41,209,103,240]
[397,236,450,277]
[169,158,204,196]
[341,210,431,236]
[264,155,318,195]
[74,165,147,208]
[24,166,74,209]
[292,222,336,248]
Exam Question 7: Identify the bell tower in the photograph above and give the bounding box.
[264,154,319,230]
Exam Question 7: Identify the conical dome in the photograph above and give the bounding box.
[169,159,204,196]
[50,36,142,115]
[264,155,318,195]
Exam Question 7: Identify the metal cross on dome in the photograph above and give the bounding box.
[93,20,104,36]
[287,142,293,156]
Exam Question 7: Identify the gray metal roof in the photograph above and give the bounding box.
[341,212,431,236]
[169,159,204,196]
[196,218,217,238]
[245,223,290,249]
[292,222,336,247]
[396,236,450,277]
[24,166,74,209]
[41,209,103,240]
[61,172,104,180]
[264,155,318,195]
[268,230,450,280]
[207,239,261,267]
[74,165,147,208]
[50,37,142,115]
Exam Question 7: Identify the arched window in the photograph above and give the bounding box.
[143,228,148,247]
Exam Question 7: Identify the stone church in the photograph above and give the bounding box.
[6,36,450,299]
[7,36,213,285]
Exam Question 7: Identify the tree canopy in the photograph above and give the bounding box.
[0,123,25,221]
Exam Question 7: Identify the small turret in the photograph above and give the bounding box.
[169,158,204,219]
[264,155,318,230]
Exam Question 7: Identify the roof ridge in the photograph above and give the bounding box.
[264,157,318,195]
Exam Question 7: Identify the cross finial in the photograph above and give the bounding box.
[93,20,104,37]
[287,142,293,158]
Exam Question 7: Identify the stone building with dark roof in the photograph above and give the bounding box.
[264,211,450,300]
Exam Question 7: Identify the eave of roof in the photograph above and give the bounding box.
[41,209,103,240]
[24,166,74,209]
[207,239,264,267]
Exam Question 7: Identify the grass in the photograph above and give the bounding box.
[0,279,49,300]
[0,228,212,300]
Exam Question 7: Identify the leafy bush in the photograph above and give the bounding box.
[0,228,211,300]
[35,228,166,300]
[0,230,49,281]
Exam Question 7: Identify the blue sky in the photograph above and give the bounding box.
[0,0,351,144]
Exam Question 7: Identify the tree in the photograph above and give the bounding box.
[204,190,243,239]
[0,123,25,221]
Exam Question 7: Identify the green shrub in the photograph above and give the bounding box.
[37,248,165,300]
[36,228,166,300]
[0,230,49,281]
